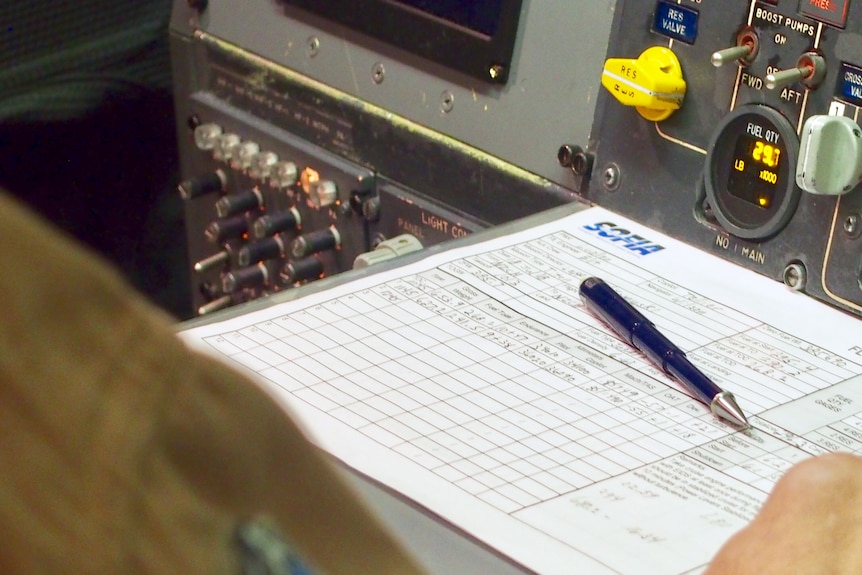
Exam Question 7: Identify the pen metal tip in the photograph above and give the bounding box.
[711,391,750,429]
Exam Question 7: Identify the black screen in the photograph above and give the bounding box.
[278,0,523,84]
[393,0,505,37]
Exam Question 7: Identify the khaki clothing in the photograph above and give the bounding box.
[0,191,424,575]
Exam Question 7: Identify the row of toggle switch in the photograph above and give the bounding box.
[221,255,326,293]
[181,121,426,315]
[179,118,350,314]
[179,169,343,282]
[192,122,341,208]
[181,172,342,260]
[712,35,826,92]
[195,252,327,316]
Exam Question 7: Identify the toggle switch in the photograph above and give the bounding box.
[252,208,302,239]
[601,46,686,121]
[765,52,826,90]
[194,249,231,274]
[280,256,324,284]
[796,115,862,195]
[205,216,248,244]
[222,263,269,293]
[215,189,264,218]
[290,226,341,258]
[712,28,759,67]
[177,169,227,200]
[197,294,234,316]
[237,236,286,266]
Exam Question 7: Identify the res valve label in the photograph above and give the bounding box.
[653,1,699,44]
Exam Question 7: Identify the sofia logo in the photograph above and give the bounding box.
[582,222,665,256]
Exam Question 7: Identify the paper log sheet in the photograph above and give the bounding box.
[179,206,862,575]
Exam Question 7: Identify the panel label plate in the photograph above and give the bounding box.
[653,1,699,44]
[838,62,862,106]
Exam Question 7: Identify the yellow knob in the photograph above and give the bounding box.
[601,46,686,121]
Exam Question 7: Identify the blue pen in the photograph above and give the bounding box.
[579,277,750,428]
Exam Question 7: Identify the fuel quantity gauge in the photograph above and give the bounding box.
[704,105,800,239]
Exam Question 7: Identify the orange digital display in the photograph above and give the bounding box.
[727,133,784,209]
[750,139,781,169]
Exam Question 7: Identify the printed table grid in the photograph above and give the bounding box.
[204,230,860,514]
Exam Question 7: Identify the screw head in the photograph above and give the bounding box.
[844,214,861,238]
[306,36,320,57]
[602,164,620,191]
[440,91,455,113]
[372,63,385,84]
